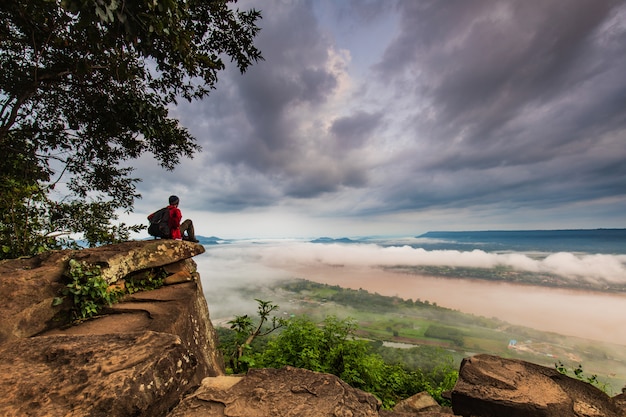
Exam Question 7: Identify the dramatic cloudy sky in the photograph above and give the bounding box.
[129,0,626,239]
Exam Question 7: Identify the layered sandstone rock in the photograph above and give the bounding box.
[0,240,222,416]
[169,366,382,417]
[451,354,625,417]
[169,367,452,417]
[0,332,196,416]
[0,240,205,342]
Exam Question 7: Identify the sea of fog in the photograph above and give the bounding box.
[195,230,626,346]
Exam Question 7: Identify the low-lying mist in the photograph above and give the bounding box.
[198,239,626,283]
[195,240,626,345]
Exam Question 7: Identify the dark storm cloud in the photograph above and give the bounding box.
[378,0,618,127]
[365,0,626,215]
[158,0,385,209]
[218,3,338,167]
[330,111,383,153]
[133,0,625,228]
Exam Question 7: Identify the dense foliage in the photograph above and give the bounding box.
[217,310,458,408]
[0,0,262,258]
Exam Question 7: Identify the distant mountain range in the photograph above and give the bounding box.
[192,228,625,254]
[195,236,360,245]
[196,236,227,245]
[309,237,356,244]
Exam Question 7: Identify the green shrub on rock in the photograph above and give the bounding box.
[58,259,166,323]
[62,259,123,321]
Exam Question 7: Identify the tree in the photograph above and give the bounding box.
[0,0,262,258]
[225,299,285,373]
[253,315,458,408]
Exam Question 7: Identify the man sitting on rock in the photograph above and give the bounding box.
[147,195,200,242]
[166,195,199,243]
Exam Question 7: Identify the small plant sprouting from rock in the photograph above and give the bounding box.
[125,268,167,294]
[61,259,124,321]
[555,361,610,394]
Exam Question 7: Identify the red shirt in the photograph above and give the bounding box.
[168,205,182,239]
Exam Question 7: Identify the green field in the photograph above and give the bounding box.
[385,265,626,293]
[229,278,626,394]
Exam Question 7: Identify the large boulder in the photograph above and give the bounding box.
[451,354,625,417]
[69,240,206,284]
[0,240,205,342]
[174,368,458,417]
[168,366,382,417]
[43,280,225,383]
[0,332,196,417]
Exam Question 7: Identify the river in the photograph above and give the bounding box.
[285,264,626,346]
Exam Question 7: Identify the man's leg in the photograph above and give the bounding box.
[180,219,199,242]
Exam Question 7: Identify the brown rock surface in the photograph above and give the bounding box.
[0,332,196,417]
[43,280,224,382]
[168,366,382,417]
[0,240,205,342]
[0,249,71,342]
[70,240,206,284]
[0,240,223,417]
[388,391,452,416]
[451,354,625,417]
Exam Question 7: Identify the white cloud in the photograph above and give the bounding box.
[200,241,626,284]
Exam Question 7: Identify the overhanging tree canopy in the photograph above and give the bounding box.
[0,0,262,258]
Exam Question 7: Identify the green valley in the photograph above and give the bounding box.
[219,278,626,395]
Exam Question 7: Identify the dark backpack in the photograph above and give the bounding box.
[148,207,170,238]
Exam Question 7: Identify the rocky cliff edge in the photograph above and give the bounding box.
[0,241,624,417]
